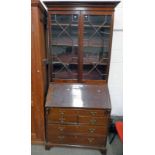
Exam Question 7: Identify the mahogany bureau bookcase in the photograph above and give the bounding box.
[43,1,120,154]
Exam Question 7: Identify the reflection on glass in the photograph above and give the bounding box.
[51,14,78,80]
[83,15,111,80]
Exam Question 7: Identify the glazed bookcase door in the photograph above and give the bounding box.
[49,11,113,82]
[49,12,80,81]
[81,12,113,81]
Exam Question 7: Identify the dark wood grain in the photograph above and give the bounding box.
[43,1,120,11]
[47,108,110,116]
[47,134,107,147]
[45,83,111,109]
[47,124,108,135]
[78,11,84,82]
[78,116,109,126]
[52,79,107,84]
[45,83,111,149]
[47,114,77,124]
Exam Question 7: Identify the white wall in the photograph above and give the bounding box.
[42,0,123,116]
[108,1,123,116]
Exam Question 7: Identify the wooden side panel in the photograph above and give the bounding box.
[31,3,47,143]
[38,8,48,95]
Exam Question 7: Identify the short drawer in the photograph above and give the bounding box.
[79,116,109,126]
[47,114,77,124]
[47,108,79,116]
[78,109,110,117]
[47,124,108,135]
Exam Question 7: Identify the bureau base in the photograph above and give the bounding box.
[45,143,107,155]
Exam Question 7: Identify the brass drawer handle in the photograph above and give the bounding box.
[59,118,65,123]
[88,138,95,143]
[60,112,64,115]
[90,119,97,125]
[90,111,97,116]
[88,128,96,133]
[58,127,64,131]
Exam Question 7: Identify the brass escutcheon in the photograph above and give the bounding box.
[58,127,64,131]
[88,138,95,143]
[88,128,96,133]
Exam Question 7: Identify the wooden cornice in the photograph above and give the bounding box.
[43,1,120,10]
[31,0,47,14]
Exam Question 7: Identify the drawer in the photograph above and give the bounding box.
[79,116,109,126]
[79,125,108,135]
[47,134,106,147]
[47,124,108,135]
[47,134,76,145]
[78,109,110,117]
[48,108,79,116]
[48,114,77,124]
[76,135,107,146]
[47,108,110,117]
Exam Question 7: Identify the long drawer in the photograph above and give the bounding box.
[47,134,107,147]
[47,108,110,117]
[47,124,108,135]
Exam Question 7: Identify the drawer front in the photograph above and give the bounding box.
[47,124,108,135]
[78,109,110,117]
[48,108,79,116]
[47,108,110,117]
[48,114,77,124]
[79,116,109,126]
[79,125,108,135]
[76,135,107,146]
[48,134,76,144]
[47,134,106,147]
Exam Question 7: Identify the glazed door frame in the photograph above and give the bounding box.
[48,11,81,82]
[47,10,113,83]
[80,11,114,82]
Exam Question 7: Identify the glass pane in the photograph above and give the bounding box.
[50,14,78,80]
[83,15,111,80]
